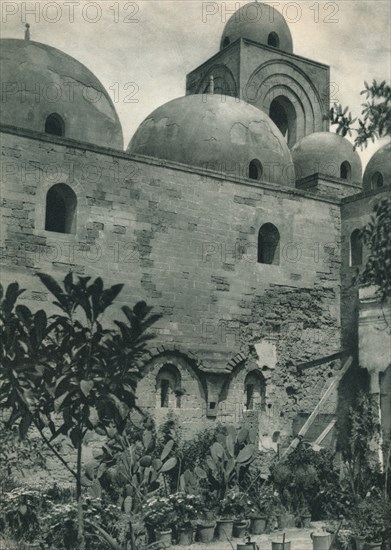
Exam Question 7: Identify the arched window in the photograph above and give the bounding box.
[249,159,263,180]
[340,161,351,180]
[244,371,266,411]
[371,172,383,189]
[350,229,362,267]
[258,223,280,265]
[267,32,280,48]
[222,37,230,48]
[45,113,65,137]
[156,364,182,409]
[45,183,77,234]
[269,96,297,147]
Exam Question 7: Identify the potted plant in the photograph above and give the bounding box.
[349,492,389,550]
[142,496,175,546]
[196,516,216,544]
[216,490,243,541]
[246,483,280,535]
[299,504,312,529]
[169,492,201,546]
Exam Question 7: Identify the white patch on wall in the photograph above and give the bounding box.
[254,339,277,370]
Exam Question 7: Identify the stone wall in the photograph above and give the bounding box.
[1,126,344,444]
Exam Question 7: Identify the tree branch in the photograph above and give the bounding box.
[33,419,77,479]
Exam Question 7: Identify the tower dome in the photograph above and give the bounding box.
[0,39,123,149]
[291,132,362,183]
[363,142,390,192]
[220,2,293,53]
[127,94,295,186]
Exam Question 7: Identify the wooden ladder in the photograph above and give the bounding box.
[282,355,353,457]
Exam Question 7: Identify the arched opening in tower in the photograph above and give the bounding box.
[269,96,297,148]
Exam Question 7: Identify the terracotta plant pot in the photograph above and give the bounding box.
[177,526,193,546]
[233,520,249,538]
[310,531,332,550]
[250,515,267,534]
[272,540,291,550]
[277,512,295,529]
[301,514,312,528]
[197,521,216,543]
[237,544,259,550]
[353,535,366,550]
[155,528,172,546]
[366,543,382,550]
[216,518,234,541]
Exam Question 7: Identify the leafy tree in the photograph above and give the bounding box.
[340,392,382,499]
[0,273,161,549]
[329,80,391,149]
[359,198,391,303]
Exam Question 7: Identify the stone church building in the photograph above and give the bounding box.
[1,2,390,455]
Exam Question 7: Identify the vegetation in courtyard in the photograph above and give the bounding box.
[1,276,391,549]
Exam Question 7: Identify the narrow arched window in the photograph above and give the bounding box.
[156,364,182,409]
[45,183,77,234]
[45,113,65,137]
[371,172,383,189]
[258,223,280,265]
[249,159,263,180]
[350,229,362,267]
[340,161,351,180]
[268,32,279,48]
[222,37,230,48]
[244,371,266,411]
[269,96,297,147]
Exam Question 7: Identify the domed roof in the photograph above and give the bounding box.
[0,39,123,149]
[220,2,293,53]
[363,142,390,192]
[127,94,295,186]
[291,132,362,183]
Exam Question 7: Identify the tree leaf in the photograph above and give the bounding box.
[80,380,94,397]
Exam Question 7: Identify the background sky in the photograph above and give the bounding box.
[2,0,390,168]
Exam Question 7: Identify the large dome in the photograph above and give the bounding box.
[220,2,293,53]
[363,142,390,192]
[0,39,123,149]
[291,132,362,183]
[127,94,295,186]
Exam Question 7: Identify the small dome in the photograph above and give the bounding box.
[220,2,293,53]
[0,39,123,149]
[127,94,295,186]
[291,132,362,183]
[363,142,390,192]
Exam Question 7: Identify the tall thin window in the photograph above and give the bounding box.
[340,161,351,180]
[258,223,280,265]
[268,32,280,48]
[45,113,65,137]
[160,379,170,408]
[156,364,182,409]
[371,172,383,189]
[350,229,363,267]
[45,183,77,234]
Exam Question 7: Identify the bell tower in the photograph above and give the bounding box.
[186,2,330,148]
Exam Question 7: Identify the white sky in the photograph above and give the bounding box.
[1,0,390,168]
